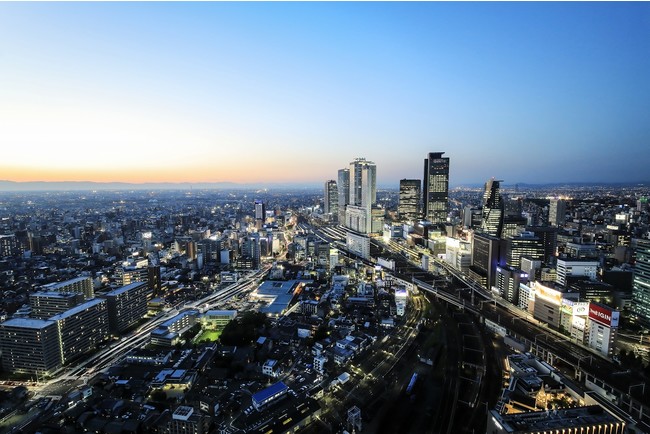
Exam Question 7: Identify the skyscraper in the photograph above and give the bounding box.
[398,179,421,221]
[549,198,567,227]
[632,238,650,325]
[423,152,449,224]
[480,178,504,238]
[349,158,376,208]
[505,231,544,270]
[323,179,338,218]
[337,168,350,224]
[344,158,377,234]
[255,200,266,230]
[255,200,266,221]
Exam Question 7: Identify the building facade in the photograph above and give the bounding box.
[0,318,62,376]
[41,276,94,300]
[323,179,338,218]
[549,198,567,227]
[50,298,110,364]
[632,238,650,325]
[337,168,350,223]
[422,152,449,224]
[398,179,421,222]
[102,281,148,333]
[480,178,504,238]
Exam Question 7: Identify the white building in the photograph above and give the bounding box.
[445,237,472,273]
[556,258,599,287]
[395,288,407,317]
[346,232,370,260]
[314,355,327,374]
[586,302,619,357]
[262,359,281,378]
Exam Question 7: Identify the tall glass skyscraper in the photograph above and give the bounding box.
[399,179,421,221]
[349,158,376,208]
[323,179,338,218]
[632,238,650,326]
[344,158,376,234]
[480,178,504,238]
[337,168,350,223]
[423,152,449,224]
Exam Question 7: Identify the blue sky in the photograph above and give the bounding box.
[0,2,648,186]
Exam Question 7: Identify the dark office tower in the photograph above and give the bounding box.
[480,178,504,238]
[337,168,350,223]
[324,180,338,218]
[148,251,162,297]
[632,238,650,325]
[549,198,567,227]
[398,179,421,221]
[423,152,449,224]
[502,216,528,239]
[462,206,483,230]
[505,231,544,270]
[242,233,261,268]
[528,226,558,264]
[504,197,523,218]
[495,265,529,303]
[468,232,505,290]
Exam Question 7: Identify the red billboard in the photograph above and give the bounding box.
[588,303,620,328]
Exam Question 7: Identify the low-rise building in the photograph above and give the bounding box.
[251,381,288,411]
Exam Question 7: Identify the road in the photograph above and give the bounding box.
[29,265,271,400]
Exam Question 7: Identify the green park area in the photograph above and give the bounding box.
[193,329,222,344]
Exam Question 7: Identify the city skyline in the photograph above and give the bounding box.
[1,2,649,186]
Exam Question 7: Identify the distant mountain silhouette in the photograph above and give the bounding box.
[452,181,650,189]
[0,179,647,192]
[0,180,322,192]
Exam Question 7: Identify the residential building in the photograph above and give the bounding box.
[102,281,148,333]
[41,276,94,300]
[0,318,62,376]
[29,291,85,319]
[50,298,110,363]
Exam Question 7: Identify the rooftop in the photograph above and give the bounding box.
[252,381,288,405]
[0,317,54,329]
[104,281,147,296]
[491,405,623,432]
[49,298,105,321]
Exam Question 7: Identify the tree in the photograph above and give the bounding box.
[150,390,167,402]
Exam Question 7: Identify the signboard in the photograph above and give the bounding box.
[589,303,620,328]
[573,302,589,316]
[533,282,562,306]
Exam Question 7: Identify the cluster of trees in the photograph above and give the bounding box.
[219,311,269,346]
[618,349,650,374]
[181,323,202,342]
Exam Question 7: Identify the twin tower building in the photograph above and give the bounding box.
[323,152,450,229]
[323,153,450,258]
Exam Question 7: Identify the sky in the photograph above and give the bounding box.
[0,2,649,187]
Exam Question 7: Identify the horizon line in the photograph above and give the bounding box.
[0,179,648,193]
